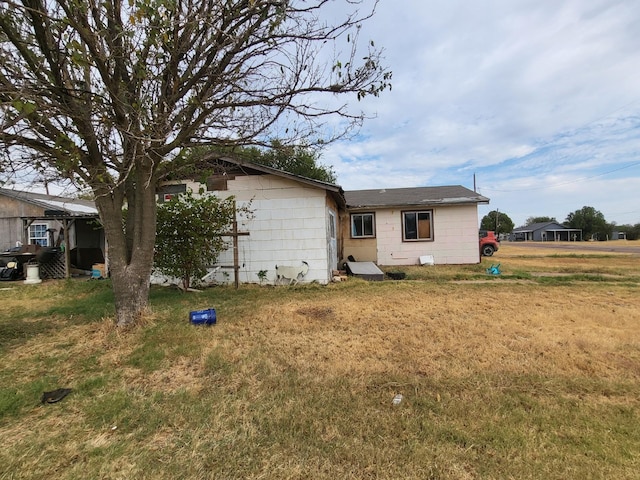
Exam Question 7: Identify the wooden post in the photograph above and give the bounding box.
[232,218,240,289]
[63,218,71,279]
[224,202,249,289]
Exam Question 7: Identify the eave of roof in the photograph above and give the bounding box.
[513,221,571,232]
[344,186,489,209]
[0,188,98,216]
[194,155,347,208]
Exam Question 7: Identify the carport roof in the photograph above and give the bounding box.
[0,188,98,217]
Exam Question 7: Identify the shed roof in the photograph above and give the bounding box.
[344,185,489,209]
[0,188,98,217]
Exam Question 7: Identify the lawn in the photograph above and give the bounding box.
[0,243,639,479]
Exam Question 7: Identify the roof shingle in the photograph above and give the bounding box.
[344,186,489,208]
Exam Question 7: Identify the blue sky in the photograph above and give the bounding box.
[6,0,638,229]
[322,0,640,227]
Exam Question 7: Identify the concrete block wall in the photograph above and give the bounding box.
[375,205,480,265]
[208,175,332,285]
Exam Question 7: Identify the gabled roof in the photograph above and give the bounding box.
[0,188,98,217]
[344,185,489,209]
[189,155,346,208]
[513,221,574,232]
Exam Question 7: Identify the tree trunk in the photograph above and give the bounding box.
[93,164,158,327]
[111,262,152,326]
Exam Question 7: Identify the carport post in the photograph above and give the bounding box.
[63,218,71,279]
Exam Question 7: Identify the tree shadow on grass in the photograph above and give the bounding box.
[0,284,114,352]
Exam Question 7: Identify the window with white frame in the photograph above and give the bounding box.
[29,223,49,246]
[402,210,433,241]
[351,213,375,238]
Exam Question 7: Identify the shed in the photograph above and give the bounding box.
[0,188,104,278]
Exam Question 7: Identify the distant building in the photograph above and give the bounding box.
[611,231,627,240]
[511,221,582,241]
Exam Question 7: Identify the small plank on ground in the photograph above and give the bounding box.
[345,261,384,281]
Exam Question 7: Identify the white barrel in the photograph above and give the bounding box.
[24,263,42,285]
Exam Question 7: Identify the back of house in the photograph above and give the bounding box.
[343,186,489,266]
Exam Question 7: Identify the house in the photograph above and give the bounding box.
[2,165,491,284]
[343,186,489,266]
[158,157,344,285]
[160,160,490,284]
[511,221,582,242]
[0,188,104,278]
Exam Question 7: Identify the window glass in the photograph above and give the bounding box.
[329,211,336,239]
[404,212,417,239]
[403,211,433,241]
[29,224,49,246]
[351,213,375,238]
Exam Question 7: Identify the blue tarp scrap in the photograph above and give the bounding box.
[486,264,501,275]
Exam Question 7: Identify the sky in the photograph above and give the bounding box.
[320,0,640,228]
[5,1,638,229]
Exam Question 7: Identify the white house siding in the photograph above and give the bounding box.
[207,175,332,285]
[374,205,480,265]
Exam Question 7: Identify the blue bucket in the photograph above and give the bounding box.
[189,308,217,325]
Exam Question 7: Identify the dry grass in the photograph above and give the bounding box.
[246,284,639,380]
[495,241,640,277]
[0,244,639,479]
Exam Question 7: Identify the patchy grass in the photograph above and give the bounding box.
[380,241,640,284]
[0,246,639,479]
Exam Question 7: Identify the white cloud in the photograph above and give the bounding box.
[321,0,640,226]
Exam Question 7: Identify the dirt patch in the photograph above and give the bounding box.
[296,306,335,320]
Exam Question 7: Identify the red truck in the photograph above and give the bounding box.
[479,230,500,257]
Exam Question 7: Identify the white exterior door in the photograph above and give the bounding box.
[327,209,338,273]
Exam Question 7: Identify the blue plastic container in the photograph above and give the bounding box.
[189,308,217,325]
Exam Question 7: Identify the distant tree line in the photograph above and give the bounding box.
[481,206,639,241]
[168,141,337,185]
[479,210,514,237]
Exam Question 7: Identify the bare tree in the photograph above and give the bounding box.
[0,0,391,325]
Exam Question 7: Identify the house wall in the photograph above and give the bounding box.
[0,195,101,257]
[340,212,377,262]
[0,195,47,251]
[205,174,333,285]
[344,204,480,265]
[0,219,22,252]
